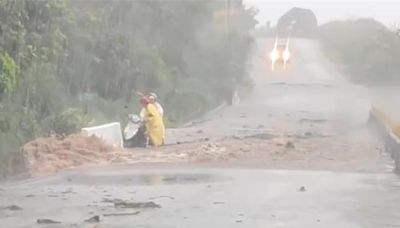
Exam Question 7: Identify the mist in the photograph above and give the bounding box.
[2,1,400,227]
[245,0,400,26]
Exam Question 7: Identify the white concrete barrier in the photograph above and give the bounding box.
[82,122,123,148]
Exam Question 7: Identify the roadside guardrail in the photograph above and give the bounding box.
[369,106,400,172]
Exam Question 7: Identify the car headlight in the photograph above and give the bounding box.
[283,50,291,61]
[269,49,279,62]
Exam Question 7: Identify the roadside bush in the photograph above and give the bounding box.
[319,19,400,85]
[53,108,89,135]
[0,132,23,178]
[0,53,17,99]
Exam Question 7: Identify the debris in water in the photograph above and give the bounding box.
[85,215,100,223]
[148,195,175,200]
[37,219,61,224]
[25,194,35,198]
[236,220,243,223]
[295,132,335,139]
[232,135,241,140]
[101,198,123,203]
[286,141,295,149]
[196,130,204,134]
[304,132,313,137]
[247,133,274,140]
[3,205,23,211]
[103,212,140,217]
[213,201,225,205]
[257,124,264,129]
[61,188,74,194]
[298,186,306,192]
[299,118,328,124]
[114,201,161,209]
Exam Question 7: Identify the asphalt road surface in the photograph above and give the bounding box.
[1,39,399,228]
[1,168,400,228]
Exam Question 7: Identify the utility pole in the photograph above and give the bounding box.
[225,0,235,105]
[225,0,230,30]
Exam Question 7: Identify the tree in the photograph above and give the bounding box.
[0,53,16,99]
[319,18,400,85]
[277,7,318,37]
[0,0,257,177]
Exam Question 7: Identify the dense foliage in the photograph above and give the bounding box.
[319,19,400,85]
[0,0,257,177]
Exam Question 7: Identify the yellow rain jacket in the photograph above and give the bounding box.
[143,103,165,146]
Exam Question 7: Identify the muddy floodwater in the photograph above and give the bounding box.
[1,168,400,228]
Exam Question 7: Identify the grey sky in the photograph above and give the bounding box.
[243,0,400,27]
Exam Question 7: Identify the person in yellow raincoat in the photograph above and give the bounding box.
[140,97,165,146]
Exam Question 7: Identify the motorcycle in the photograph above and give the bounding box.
[123,114,147,148]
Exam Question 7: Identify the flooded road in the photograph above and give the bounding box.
[142,38,390,173]
[1,38,398,227]
[168,39,373,142]
[2,168,400,227]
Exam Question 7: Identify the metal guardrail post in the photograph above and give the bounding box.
[369,107,400,173]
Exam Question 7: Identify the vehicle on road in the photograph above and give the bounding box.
[269,37,291,70]
[123,114,147,148]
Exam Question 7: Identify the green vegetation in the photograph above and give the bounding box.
[319,19,400,85]
[0,53,17,98]
[0,0,257,177]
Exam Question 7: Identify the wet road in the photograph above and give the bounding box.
[1,39,399,227]
[161,38,387,171]
[168,39,372,143]
[1,167,400,228]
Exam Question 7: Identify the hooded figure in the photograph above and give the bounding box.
[140,93,163,120]
[140,96,165,146]
[149,92,164,117]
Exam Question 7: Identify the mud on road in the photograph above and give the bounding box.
[117,38,391,173]
[22,125,390,176]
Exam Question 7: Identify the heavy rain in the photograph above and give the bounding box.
[1,0,400,227]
